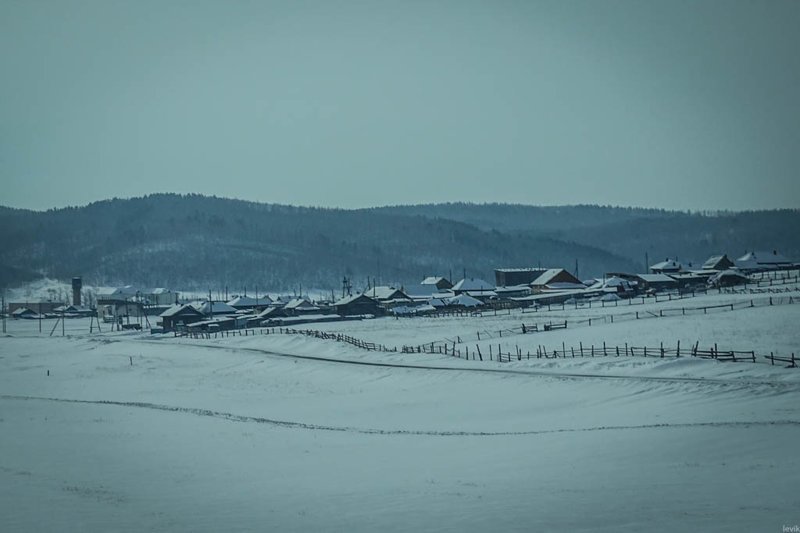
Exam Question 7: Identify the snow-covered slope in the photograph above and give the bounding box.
[1,287,798,531]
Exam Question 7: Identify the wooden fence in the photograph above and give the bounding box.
[177,326,397,352]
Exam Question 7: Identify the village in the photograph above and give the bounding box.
[3,249,796,336]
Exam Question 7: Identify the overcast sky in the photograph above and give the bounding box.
[1,0,799,211]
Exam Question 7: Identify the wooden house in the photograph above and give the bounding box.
[159,304,205,331]
[333,294,380,316]
[649,259,682,274]
[494,268,547,287]
[701,254,734,271]
[530,269,584,291]
[420,277,453,290]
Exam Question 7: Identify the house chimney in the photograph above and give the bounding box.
[72,277,82,306]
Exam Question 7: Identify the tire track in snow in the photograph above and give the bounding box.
[138,339,800,391]
[3,394,799,437]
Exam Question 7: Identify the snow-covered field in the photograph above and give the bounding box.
[1,287,799,532]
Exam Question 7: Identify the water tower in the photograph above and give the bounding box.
[72,277,82,306]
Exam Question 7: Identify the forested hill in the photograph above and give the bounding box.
[0,194,796,291]
[370,203,800,270]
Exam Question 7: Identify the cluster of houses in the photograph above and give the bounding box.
[4,250,796,330]
[151,249,796,333]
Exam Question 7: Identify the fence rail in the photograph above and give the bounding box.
[177,325,797,369]
[177,326,397,352]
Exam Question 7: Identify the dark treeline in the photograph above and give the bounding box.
[0,194,796,291]
[371,203,800,270]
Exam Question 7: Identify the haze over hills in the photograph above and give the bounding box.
[0,194,797,292]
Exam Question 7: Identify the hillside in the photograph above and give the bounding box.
[371,203,800,269]
[0,194,639,291]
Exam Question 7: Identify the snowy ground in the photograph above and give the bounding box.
[1,287,799,532]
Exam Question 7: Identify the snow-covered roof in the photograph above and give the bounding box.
[543,282,585,291]
[255,306,285,319]
[107,285,139,296]
[701,255,732,270]
[364,286,410,301]
[160,304,203,318]
[650,259,682,271]
[600,293,621,302]
[421,276,449,285]
[284,298,318,310]
[531,269,583,287]
[227,295,267,308]
[451,278,494,292]
[405,284,449,299]
[736,250,791,266]
[494,285,532,295]
[429,298,448,307]
[54,304,92,313]
[191,301,238,315]
[512,289,586,302]
[709,269,749,284]
[465,290,497,298]
[149,288,173,295]
[447,294,483,307]
[333,293,377,307]
[602,276,632,288]
[636,274,677,283]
